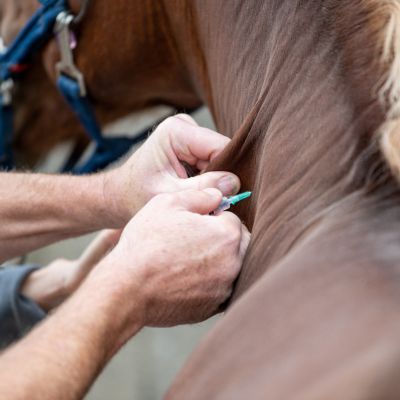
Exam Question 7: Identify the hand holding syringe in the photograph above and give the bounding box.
[212,191,252,215]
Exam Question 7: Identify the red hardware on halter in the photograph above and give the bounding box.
[9,64,31,74]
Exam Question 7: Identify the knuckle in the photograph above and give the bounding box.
[216,263,237,284]
[190,178,202,191]
[161,115,180,130]
[150,192,174,208]
[178,189,205,204]
[216,285,233,304]
[224,264,240,282]
[148,194,163,206]
[217,221,241,243]
[222,285,234,299]
[230,226,242,242]
[174,113,188,120]
[219,212,241,228]
[161,116,174,126]
[174,113,196,124]
[182,189,200,197]
[211,223,229,240]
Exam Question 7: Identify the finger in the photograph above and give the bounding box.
[196,160,209,171]
[178,171,240,196]
[78,229,122,271]
[165,116,230,165]
[215,210,243,230]
[173,188,223,215]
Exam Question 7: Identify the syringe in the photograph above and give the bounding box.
[213,191,252,215]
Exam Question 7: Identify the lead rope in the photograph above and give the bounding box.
[54,10,159,173]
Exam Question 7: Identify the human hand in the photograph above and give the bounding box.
[21,229,121,311]
[97,188,250,332]
[104,114,241,224]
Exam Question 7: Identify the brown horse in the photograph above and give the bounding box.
[3,0,400,398]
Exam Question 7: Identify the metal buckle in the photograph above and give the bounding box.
[54,11,87,97]
[0,79,14,106]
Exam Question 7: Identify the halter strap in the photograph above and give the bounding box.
[0,1,67,82]
[57,74,150,173]
[0,0,151,173]
[0,0,67,168]
[54,10,156,173]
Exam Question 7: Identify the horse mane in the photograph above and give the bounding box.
[303,1,400,192]
[371,1,400,180]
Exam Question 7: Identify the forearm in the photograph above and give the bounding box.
[0,172,119,261]
[0,261,143,400]
[20,230,122,312]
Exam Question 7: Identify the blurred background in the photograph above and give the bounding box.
[24,107,219,399]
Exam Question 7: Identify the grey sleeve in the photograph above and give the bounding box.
[0,265,46,348]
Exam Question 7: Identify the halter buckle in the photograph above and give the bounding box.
[0,79,14,106]
[54,11,87,97]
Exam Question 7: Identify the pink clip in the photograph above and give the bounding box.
[69,32,77,50]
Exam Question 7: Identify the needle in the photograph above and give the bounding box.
[213,191,252,215]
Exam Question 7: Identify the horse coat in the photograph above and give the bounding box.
[3,0,400,398]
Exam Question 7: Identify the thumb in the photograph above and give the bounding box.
[178,172,240,196]
[175,188,223,215]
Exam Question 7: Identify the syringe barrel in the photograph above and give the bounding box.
[212,198,231,215]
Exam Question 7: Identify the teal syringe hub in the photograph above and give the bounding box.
[213,191,252,215]
[228,191,252,206]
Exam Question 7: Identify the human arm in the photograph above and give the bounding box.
[0,188,250,400]
[0,266,137,400]
[20,229,121,312]
[0,230,120,347]
[0,171,111,263]
[0,114,239,262]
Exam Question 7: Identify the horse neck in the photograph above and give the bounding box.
[6,0,204,164]
[170,0,400,295]
[71,0,202,114]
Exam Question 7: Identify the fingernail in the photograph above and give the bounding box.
[218,176,238,195]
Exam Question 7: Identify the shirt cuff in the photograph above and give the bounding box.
[0,265,46,348]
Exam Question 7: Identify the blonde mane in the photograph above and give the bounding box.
[378,1,400,177]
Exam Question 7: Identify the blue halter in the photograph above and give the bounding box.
[0,0,153,174]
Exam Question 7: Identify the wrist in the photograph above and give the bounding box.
[101,169,140,226]
[84,255,145,349]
